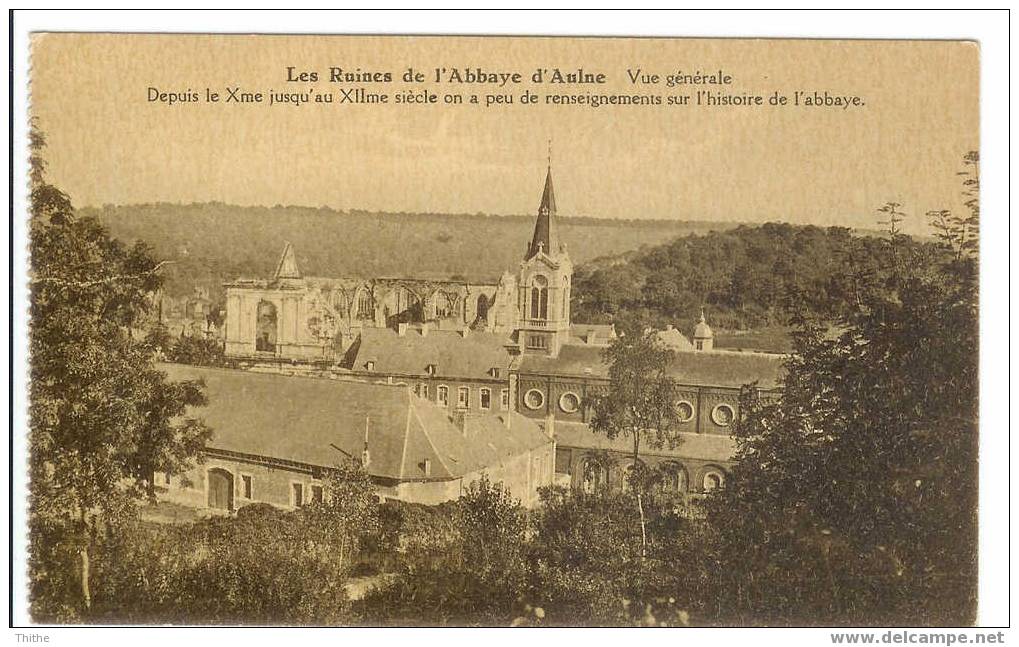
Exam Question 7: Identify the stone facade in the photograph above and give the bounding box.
[211,166,786,499]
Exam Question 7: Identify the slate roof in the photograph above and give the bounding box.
[568,323,617,345]
[158,363,550,481]
[518,345,787,389]
[526,167,563,260]
[553,421,736,463]
[345,327,517,379]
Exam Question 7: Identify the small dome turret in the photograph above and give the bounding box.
[693,308,714,351]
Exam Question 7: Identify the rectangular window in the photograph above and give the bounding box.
[310,484,324,504]
[480,388,491,410]
[555,448,572,475]
[241,474,253,499]
[457,386,470,408]
[500,389,510,410]
[421,384,429,399]
[292,482,304,507]
[527,335,548,350]
[438,385,449,407]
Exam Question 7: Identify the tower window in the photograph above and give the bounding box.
[527,335,548,350]
[530,275,549,320]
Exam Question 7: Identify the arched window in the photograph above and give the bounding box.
[530,275,548,320]
[582,458,608,494]
[659,462,688,493]
[356,289,374,320]
[703,470,725,492]
[476,294,489,321]
[620,460,647,493]
[255,301,277,352]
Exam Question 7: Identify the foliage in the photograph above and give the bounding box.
[704,154,980,625]
[305,461,382,570]
[28,126,212,620]
[357,475,528,626]
[164,334,234,368]
[86,507,354,624]
[571,222,937,340]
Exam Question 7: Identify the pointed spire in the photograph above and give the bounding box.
[273,241,301,280]
[526,163,561,260]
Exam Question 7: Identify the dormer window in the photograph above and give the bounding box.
[489,367,501,378]
[426,364,437,376]
[364,360,375,372]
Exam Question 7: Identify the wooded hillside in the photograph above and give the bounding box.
[85,202,738,299]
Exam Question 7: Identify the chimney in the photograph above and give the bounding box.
[397,322,408,336]
[420,322,430,337]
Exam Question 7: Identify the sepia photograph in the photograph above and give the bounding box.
[9,11,1009,638]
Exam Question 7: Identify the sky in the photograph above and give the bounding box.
[30,34,979,236]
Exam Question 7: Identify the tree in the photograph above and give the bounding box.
[706,164,979,624]
[589,326,683,558]
[28,125,211,619]
[305,459,381,570]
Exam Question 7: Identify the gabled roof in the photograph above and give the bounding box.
[158,363,550,481]
[517,344,787,389]
[274,241,301,280]
[345,327,517,379]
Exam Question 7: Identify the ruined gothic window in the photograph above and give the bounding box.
[255,300,278,352]
[530,275,549,320]
[357,291,374,319]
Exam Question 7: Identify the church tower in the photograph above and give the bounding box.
[517,163,573,357]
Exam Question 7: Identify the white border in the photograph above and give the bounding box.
[8,7,1012,641]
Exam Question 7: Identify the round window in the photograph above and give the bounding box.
[674,400,695,423]
[711,404,736,427]
[524,388,546,410]
[558,391,580,413]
